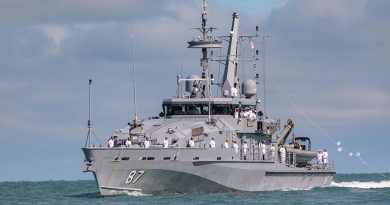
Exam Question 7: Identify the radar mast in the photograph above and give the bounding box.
[187,0,222,98]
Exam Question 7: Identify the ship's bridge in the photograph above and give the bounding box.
[162,97,257,117]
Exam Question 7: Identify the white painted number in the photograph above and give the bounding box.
[126,170,145,184]
[132,170,145,184]
[125,170,136,184]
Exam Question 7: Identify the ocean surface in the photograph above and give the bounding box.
[1,173,389,205]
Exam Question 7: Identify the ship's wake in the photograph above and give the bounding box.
[279,187,314,191]
[331,180,390,189]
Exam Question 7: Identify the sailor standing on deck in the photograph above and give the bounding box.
[242,107,250,118]
[259,141,266,160]
[223,140,229,148]
[322,149,328,168]
[234,107,240,119]
[108,137,114,148]
[163,137,169,148]
[233,141,239,154]
[243,141,248,160]
[317,150,323,169]
[248,109,256,120]
[209,138,216,148]
[262,141,267,160]
[189,137,195,148]
[144,138,150,148]
[270,144,276,161]
[125,137,132,147]
[230,83,239,97]
[279,145,286,164]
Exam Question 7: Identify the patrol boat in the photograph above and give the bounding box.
[82,1,335,196]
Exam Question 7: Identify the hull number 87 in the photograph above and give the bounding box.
[126,170,145,184]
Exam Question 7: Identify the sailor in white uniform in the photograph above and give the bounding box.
[189,138,195,148]
[230,83,238,97]
[279,145,286,164]
[259,141,266,160]
[322,148,328,167]
[125,137,132,147]
[243,141,248,160]
[234,107,240,119]
[248,110,256,120]
[317,150,323,169]
[144,138,150,148]
[108,137,114,148]
[270,144,276,161]
[209,138,216,148]
[242,108,250,118]
[233,141,239,154]
[163,137,169,148]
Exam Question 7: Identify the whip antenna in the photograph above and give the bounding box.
[131,35,138,122]
[85,79,92,147]
[85,79,101,147]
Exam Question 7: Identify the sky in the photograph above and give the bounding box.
[0,0,389,181]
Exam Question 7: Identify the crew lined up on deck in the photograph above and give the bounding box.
[108,135,286,162]
[234,106,256,120]
[107,134,329,169]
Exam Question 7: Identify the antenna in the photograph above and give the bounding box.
[261,35,270,116]
[254,26,270,116]
[85,79,92,147]
[85,79,102,147]
[208,36,213,123]
[131,35,138,122]
[180,61,183,98]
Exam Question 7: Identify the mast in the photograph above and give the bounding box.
[187,0,222,98]
[200,0,208,72]
[221,13,240,98]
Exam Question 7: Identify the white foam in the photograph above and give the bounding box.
[126,191,151,196]
[331,180,390,189]
[109,190,150,196]
[279,187,314,191]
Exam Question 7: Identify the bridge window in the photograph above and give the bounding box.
[164,104,235,116]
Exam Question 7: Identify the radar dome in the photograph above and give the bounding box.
[242,79,257,98]
[185,74,201,92]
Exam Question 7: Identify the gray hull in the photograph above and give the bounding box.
[83,148,335,195]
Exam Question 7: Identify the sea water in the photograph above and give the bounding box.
[1,173,389,205]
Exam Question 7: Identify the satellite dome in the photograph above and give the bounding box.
[242,79,257,98]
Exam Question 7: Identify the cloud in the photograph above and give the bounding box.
[38,25,70,55]
[260,0,390,125]
[0,0,171,25]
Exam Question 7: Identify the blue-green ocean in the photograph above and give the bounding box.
[1,173,389,205]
